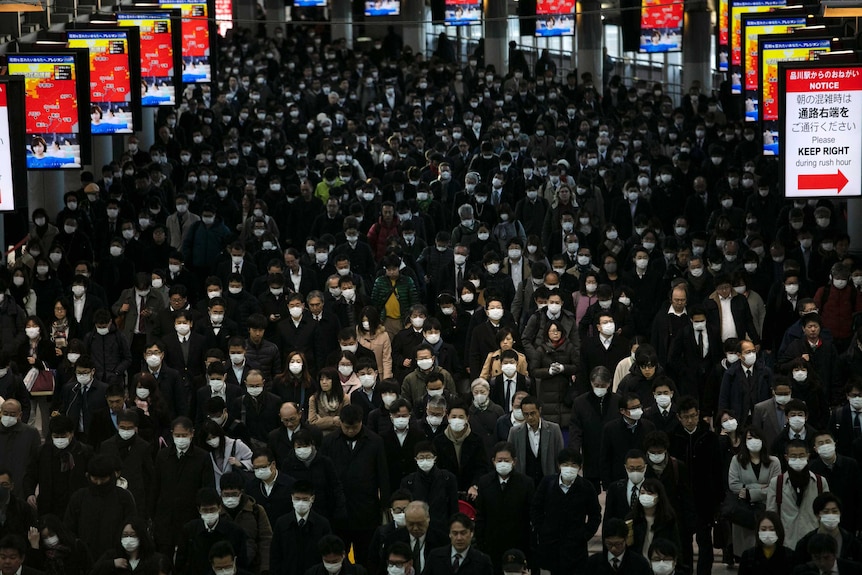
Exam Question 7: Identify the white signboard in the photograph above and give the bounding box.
[782,64,862,197]
[0,84,15,212]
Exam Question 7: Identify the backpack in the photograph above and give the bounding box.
[774,472,824,513]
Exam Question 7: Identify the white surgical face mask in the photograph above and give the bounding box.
[787,457,807,471]
[52,437,70,450]
[559,465,579,482]
[651,560,674,575]
[746,438,762,452]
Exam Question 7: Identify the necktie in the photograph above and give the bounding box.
[457,265,464,289]
[662,410,670,420]
[630,484,638,507]
[137,296,146,332]
[298,518,306,528]
[505,380,513,410]
[854,412,861,437]
[697,331,704,358]
[180,336,190,363]
[452,554,461,572]
[612,558,620,572]
[413,539,422,572]
[81,385,89,431]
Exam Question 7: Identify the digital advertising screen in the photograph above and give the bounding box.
[780,63,862,198]
[741,14,808,120]
[365,0,400,16]
[719,0,729,70]
[729,0,787,93]
[639,0,683,52]
[66,29,141,134]
[0,78,27,212]
[445,0,481,25]
[536,0,574,36]
[116,10,181,107]
[158,0,212,84]
[214,0,232,36]
[759,35,831,155]
[6,53,89,170]
[295,0,327,6]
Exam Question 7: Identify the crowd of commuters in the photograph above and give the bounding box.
[0,17,860,575]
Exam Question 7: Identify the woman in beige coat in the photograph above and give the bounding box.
[480,326,529,380]
[308,367,350,434]
[357,305,393,379]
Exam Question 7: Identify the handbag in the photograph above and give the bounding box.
[720,490,764,530]
[24,362,55,396]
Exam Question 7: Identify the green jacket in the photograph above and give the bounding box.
[370,274,419,320]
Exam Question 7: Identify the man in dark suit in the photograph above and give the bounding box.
[602,450,647,524]
[209,540,256,575]
[367,490,414,575]
[87,384,129,449]
[792,533,862,575]
[51,356,108,444]
[583,518,652,575]
[153,284,203,339]
[381,399,425,491]
[174,487,249,575]
[579,312,630,387]
[69,275,105,337]
[266,402,323,468]
[0,534,45,575]
[425,513,494,575]
[320,403,390,567]
[196,296,240,352]
[489,351,530,412]
[217,242,259,287]
[229,369,281,449]
[270,480,333,575]
[308,289,342,361]
[810,430,862,533]
[141,340,187,419]
[194,364,243,425]
[433,400,491,493]
[829,380,862,457]
[649,285,689,366]
[278,294,325,371]
[151,416,216,556]
[99,410,155,519]
[667,306,724,402]
[570,366,622,491]
[704,275,762,346]
[718,339,773,422]
[771,399,817,470]
[247,447,294,527]
[474,442,535,572]
[303,534,367,575]
[225,337,258,388]
[333,277,369,329]
[599,394,656,487]
[669,396,723,575]
[162,310,207,393]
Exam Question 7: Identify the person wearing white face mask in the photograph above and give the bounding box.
[400,441,459,535]
[308,367,349,435]
[466,379,504,455]
[214,471,272,574]
[795,492,862,566]
[200,417,253,492]
[599,393,657,487]
[727,426,781,555]
[766,440,829,548]
[401,345,456,408]
[390,305,429,382]
[737,512,797,574]
[175,487,250,574]
[718,339,771,424]
[807,431,862,539]
[196,365,244,425]
[530,448,602,574]
[431,401,489,500]
[570,366,622,490]
[271,480,332,575]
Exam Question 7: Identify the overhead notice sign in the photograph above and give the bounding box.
[781,63,862,197]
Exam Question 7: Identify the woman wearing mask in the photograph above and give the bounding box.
[26,513,91,575]
[29,208,59,255]
[529,320,579,428]
[491,203,526,253]
[49,297,77,359]
[727,427,780,560]
[199,420,253,492]
[9,267,36,316]
[308,367,350,434]
[647,538,683,575]
[335,351,361,396]
[479,327,528,381]
[601,224,625,258]
[524,234,550,269]
[131,372,171,447]
[356,306,393,379]
[737,511,795,575]
[716,409,741,567]
[467,378,504,455]
[273,351,313,411]
[627,478,682,559]
[18,316,56,431]
[89,517,166,574]
[572,271,600,326]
